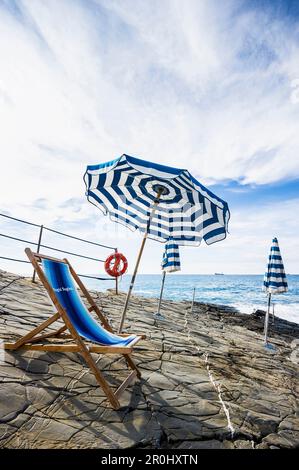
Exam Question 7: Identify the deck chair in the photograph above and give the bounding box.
[4,248,145,409]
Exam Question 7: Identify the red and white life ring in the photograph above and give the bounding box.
[104,253,128,277]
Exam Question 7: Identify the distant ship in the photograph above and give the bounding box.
[214,272,224,275]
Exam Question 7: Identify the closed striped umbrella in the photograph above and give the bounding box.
[162,238,181,273]
[263,237,288,344]
[84,154,230,331]
[155,238,181,319]
[263,238,288,294]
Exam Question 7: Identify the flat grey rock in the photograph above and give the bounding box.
[0,269,298,449]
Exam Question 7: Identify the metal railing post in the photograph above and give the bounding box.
[264,293,271,345]
[190,287,196,314]
[32,224,44,283]
[115,248,118,295]
[155,271,166,319]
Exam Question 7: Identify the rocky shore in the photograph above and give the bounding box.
[0,269,298,449]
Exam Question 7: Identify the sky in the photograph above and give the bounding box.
[0,0,298,276]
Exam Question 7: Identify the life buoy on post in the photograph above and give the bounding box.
[104,253,128,277]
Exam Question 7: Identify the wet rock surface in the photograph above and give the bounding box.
[0,270,298,449]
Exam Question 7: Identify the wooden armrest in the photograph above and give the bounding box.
[118,333,146,339]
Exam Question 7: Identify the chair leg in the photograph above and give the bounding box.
[115,370,137,399]
[123,353,142,379]
[79,347,120,409]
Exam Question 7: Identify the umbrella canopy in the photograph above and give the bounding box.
[84,154,230,246]
[84,154,230,331]
[263,237,288,294]
[263,237,288,345]
[161,237,181,273]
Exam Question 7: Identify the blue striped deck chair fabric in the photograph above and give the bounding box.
[4,248,144,409]
[42,258,136,346]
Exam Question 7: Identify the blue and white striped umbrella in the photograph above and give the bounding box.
[263,237,288,294]
[84,154,230,246]
[84,154,230,332]
[263,237,287,345]
[161,238,181,273]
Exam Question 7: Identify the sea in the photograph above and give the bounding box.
[85,274,299,325]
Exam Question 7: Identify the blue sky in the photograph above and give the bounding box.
[0,0,298,275]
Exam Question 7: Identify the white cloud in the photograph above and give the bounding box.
[0,0,298,274]
[0,1,298,203]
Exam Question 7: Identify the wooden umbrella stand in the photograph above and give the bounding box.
[118,189,163,333]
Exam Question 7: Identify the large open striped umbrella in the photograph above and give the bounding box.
[84,154,230,331]
[263,237,288,344]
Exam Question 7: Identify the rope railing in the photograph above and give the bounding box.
[39,244,106,263]
[0,232,38,247]
[0,213,118,289]
[0,233,105,263]
[78,274,112,281]
[0,255,31,264]
[0,212,116,250]
[43,225,116,250]
[0,212,41,228]
[0,255,111,281]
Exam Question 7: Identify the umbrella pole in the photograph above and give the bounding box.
[264,293,271,344]
[156,271,166,317]
[118,192,162,333]
[190,287,196,315]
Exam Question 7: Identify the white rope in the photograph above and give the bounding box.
[204,352,235,438]
[184,309,235,438]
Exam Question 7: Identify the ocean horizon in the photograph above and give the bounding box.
[85,273,299,325]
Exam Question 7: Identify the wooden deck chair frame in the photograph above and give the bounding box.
[4,248,145,410]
